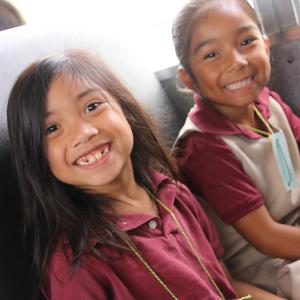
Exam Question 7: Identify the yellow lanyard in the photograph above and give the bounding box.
[123,192,252,300]
[239,106,273,137]
[240,106,293,185]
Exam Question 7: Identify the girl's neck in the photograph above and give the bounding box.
[98,162,158,216]
[211,102,260,128]
[110,184,159,216]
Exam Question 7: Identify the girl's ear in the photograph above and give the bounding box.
[177,66,198,92]
[263,35,270,56]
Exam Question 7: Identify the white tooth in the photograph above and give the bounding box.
[76,145,110,166]
[95,151,102,160]
[226,77,251,90]
[100,146,109,156]
[89,155,96,164]
[77,154,96,166]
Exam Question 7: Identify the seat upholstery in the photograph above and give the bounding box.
[0,25,183,300]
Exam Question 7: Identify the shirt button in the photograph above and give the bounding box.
[148,220,158,229]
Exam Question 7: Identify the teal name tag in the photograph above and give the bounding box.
[271,130,298,192]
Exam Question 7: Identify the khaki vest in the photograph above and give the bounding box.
[176,97,300,280]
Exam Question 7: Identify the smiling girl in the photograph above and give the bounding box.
[6,49,278,299]
[172,0,300,298]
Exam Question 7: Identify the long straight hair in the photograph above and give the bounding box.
[7,49,178,295]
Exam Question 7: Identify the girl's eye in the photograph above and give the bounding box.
[240,37,255,46]
[203,51,217,60]
[84,102,102,113]
[45,124,60,135]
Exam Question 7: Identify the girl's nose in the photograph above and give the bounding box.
[225,50,248,73]
[71,122,99,148]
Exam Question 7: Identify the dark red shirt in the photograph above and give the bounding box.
[44,172,238,299]
[176,87,300,224]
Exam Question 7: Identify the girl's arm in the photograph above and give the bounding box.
[178,128,300,258]
[234,205,300,259]
[220,261,285,300]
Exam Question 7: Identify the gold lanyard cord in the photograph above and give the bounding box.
[253,106,274,134]
[240,126,270,137]
[155,198,226,300]
[238,105,273,137]
[124,239,178,300]
[123,189,252,300]
[240,106,293,186]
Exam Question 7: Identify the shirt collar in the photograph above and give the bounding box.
[90,171,177,246]
[114,171,174,231]
[189,87,271,138]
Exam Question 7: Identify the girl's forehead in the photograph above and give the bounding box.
[46,75,112,109]
[48,74,110,99]
[51,74,100,90]
[194,0,252,23]
[191,1,258,35]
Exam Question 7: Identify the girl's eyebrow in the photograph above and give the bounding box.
[193,38,216,54]
[45,88,100,118]
[75,88,97,101]
[192,25,258,55]
[236,24,258,35]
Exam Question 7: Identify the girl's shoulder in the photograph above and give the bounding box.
[44,245,110,299]
[258,86,294,116]
[45,240,111,292]
[148,170,201,217]
[46,237,104,280]
[175,129,238,168]
[174,180,214,226]
[260,87,300,133]
[46,239,76,282]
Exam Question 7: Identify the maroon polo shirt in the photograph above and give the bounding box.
[176,87,300,224]
[44,172,238,299]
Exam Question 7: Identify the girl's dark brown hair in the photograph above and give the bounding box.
[172,0,263,77]
[7,49,177,297]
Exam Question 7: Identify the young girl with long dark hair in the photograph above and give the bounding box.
[7,49,279,299]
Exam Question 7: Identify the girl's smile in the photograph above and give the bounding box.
[224,76,255,94]
[45,75,134,194]
[74,142,111,169]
